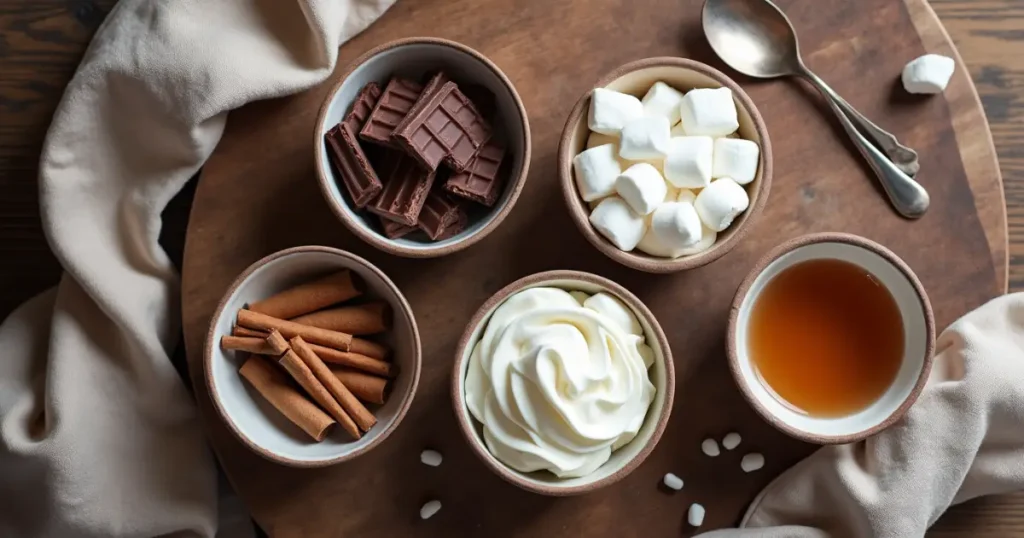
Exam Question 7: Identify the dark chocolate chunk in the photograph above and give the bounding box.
[393,71,451,136]
[324,124,383,208]
[343,82,381,132]
[435,207,469,240]
[417,189,463,240]
[360,78,424,146]
[444,140,507,207]
[367,153,437,226]
[392,82,492,172]
[379,215,417,239]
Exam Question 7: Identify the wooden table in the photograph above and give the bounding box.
[1,1,1022,535]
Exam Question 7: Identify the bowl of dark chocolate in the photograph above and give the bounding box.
[314,37,532,257]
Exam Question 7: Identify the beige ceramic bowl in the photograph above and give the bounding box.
[204,246,421,467]
[314,37,531,258]
[728,233,935,444]
[451,270,675,495]
[558,57,772,273]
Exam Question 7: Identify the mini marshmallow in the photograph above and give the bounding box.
[664,136,714,189]
[642,81,685,125]
[701,438,721,457]
[584,292,643,335]
[688,503,706,527]
[615,163,668,215]
[587,131,619,149]
[670,122,686,137]
[679,87,739,137]
[713,137,760,185]
[420,500,442,520]
[651,202,702,251]
[676,189,697,204]
[722,432,741,450]
[619,116,671,160]
[695,178,749,232]
[420,449,443,467]
[637,222,717,258]
[589,196,647,251]
[573,144,622,202]
[741,453,765,473]
[663,473,684,491]
[588,88,644,135]
[902,54,955,95]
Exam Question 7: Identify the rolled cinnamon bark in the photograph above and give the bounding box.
[277,347,361,440]
[237,309,353,351]
[248,270,362,319]
[265,330,290,355]
[331,367,390,405]
[309,343,393,378]
[350,337,390,360]
[238,355,335,442]
[221,335,276,355]
[290,302,391,335]
[290,336,377,433]
[233,325,266,338]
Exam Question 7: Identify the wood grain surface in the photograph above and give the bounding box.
[0,0,1020,535]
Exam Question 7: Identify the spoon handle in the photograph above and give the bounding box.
[799,68,921,177]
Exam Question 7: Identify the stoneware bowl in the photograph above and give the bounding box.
[728,233,935,444]
[451,270,675,495]
[557,57,772,273]
[204,246,421,467]
[314,37,531,258]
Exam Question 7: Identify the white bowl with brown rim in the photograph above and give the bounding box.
[557,57,772,273]
[314,37,531,258]
[204,246,421,466]
[451,270,675,495]
[727,232,935,444]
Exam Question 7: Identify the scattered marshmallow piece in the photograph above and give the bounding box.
[587,131,619,150]
[741,453,765,473]
[569,290,590,305]
[420,449,443,467]
[670,122,686,137]
[615,163,668,215]
[590,196,647,251]
[676,189,697,204]
[619,116,671,160]
[902,54,955,95]
[701,438,721,457]
[679,87,739,137]
[651,202,702,251]
[664,136,713,189]
[722,432,741,451]
[688,503,706,527]
[420,500,442,520]
[712,137,760,185]
[573,144,622,202]
[583,292,643,336]
[695,178,749,232]
[663,472,684,491]
[589,88,644,135]
[642,81,685,125]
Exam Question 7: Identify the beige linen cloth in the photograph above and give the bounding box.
[0,0,1021,537]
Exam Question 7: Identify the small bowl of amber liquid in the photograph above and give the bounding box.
[727,232,936,444]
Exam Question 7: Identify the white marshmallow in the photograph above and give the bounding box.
[619,116,671,160]
[676,189,697,204]
[583,292,643,336]
[420,449,443,467]
[701,438,721,457]
[664,136,714,189]
[695,178,749,231]
[573,144,622,202]
[712,137,760,185]
[637,222,716,258]
[651,202,702,251]
[589,196,647,251]
[588,88,644,135]
[586,131,618,149]
[615,163,667,215]
[722,432,741,450]
[679,87,739,137]
[641,81,685,125]
[670,122,686,137]
[663,473,684,491]
[420,500,442,520]
[902,54,955,95]
[688,503,706,527]
[741,453,765,473]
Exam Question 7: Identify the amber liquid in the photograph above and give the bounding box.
[748,259,904,417]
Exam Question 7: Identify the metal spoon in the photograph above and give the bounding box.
[702,0,929,218]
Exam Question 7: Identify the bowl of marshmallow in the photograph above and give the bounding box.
[558,57,773,273]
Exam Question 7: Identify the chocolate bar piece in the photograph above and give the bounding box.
[367,153,437,226]
[436,207,469,240]
[444,140,507,207]
[360,78,424,146]
[393,71,451,135]
[417,189,463,240]
[324,124,383,208]
[392,82,492,172]
[343,82,381,132]
[379,216,417,239]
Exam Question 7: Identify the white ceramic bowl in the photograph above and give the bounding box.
[204,246,421,467]
[727,233,935,444]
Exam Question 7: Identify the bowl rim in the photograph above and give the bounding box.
[726,232,936,444]
[450,269,676,495]
[313,36,532,258]
[203,245,422,467]
[557,56,773,273]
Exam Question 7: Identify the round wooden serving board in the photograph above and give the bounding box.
[182,0,1006,535]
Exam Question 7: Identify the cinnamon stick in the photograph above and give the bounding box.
[248,270,362,319]
[238,355,335,441]
[221,335,276,355]
[290,302,391,335]
[309,343,394,378]
[237,309,353,351]
[350,337,390,360]
[290,336,377,432]
[265,330,290,355]
[331,367,390,405]
[276,346,361,440]
[233,325,266,338]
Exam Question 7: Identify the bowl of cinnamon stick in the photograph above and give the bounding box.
[204,245,421,467]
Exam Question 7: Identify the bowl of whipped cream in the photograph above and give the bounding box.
[451,270,675,495]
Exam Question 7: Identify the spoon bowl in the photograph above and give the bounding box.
[702,0,802,78]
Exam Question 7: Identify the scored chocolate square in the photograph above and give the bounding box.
[417,188,463,240]
[392,82,492,172]
[342,82,381,132]
[359,78,424,147]
[393,71,451,136]
[367,153,437,226]
[324,124,383,208]
[444,139,506,207]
